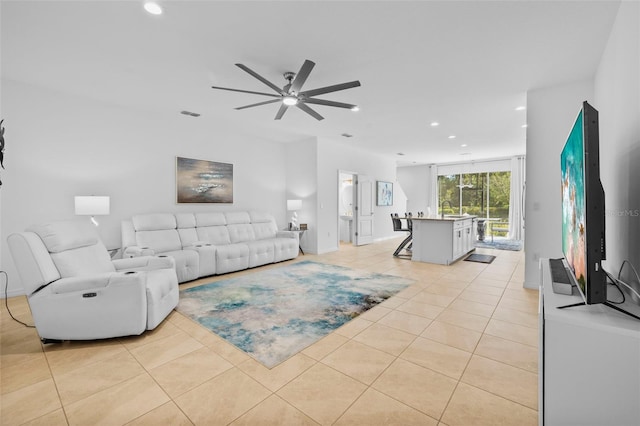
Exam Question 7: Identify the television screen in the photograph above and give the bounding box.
[560,101,606,304]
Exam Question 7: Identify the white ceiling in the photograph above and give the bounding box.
[1,0,621,166]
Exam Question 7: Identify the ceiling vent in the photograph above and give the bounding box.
[180,110,201,117]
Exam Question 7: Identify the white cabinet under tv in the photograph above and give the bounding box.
[539,259,640,426]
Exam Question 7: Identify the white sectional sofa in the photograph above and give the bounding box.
[121,211,300,283]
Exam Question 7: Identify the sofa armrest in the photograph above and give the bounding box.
[113,255,176,271]
[276,231,299,241]
[184,241,212,249]
[123,246,155,258]
[48,272,145,294]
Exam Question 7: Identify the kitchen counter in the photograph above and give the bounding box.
[411,215,477,265]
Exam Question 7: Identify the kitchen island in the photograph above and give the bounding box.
[411,215,477,265]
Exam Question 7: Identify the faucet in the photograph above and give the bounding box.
[441,200,453,219]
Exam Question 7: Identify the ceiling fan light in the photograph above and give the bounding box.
[144,1,163,15]
[283,96,298,106]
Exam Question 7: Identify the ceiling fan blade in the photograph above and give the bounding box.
[211,86,280,98]
[290,60,315,94]
[274,103,289,120]
[296,102,324,121]
[304,98,357,109]
[235,99,282,110]
[236,63,285,95]
[300,80,361,98]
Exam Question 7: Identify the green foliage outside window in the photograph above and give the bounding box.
[438,171,511,235]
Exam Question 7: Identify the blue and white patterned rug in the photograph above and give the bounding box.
[177,260,413,368]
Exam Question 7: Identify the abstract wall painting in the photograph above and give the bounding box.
[376,181,393,206]
[176,157,233,203]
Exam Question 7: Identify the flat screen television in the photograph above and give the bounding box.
[560,101,607,304]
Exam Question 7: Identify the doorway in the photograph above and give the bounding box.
[338,171,355,246]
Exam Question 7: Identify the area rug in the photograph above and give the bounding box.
[465,253,496,264]
[177,260,413,368]
[474,238,523,251]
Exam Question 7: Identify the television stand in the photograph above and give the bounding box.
[557,300,640,320]
[539,259,640,426]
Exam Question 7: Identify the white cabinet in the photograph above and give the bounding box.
[411,217,476,265]
[539,259,640,426]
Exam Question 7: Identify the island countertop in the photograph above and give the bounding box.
[411,215,477,221]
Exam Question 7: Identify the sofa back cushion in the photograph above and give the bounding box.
[132,213,176,231]
[197,226,231,245]
[225,211,250,225]
[132,214,181,253]
[176,213,198,247]
[51,243,115,278]
[136,230,182,253]
[228,224,256,243]
[28,220,115,278]
[196,212,226,226]
[250,212,278,240]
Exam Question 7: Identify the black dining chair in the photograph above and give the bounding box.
[391,213,413,258]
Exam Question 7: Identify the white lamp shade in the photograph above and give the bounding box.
[287,199,302,211]
[75,196,110,216]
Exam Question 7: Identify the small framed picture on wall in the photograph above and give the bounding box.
[376,181,393,206]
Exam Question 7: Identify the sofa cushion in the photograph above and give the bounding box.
[136,229,182,253]
[196,212,226,226]
[225,211,250,225]
[228,224,255,243]
[247,240,275,268]
[132,214,176,231]
[250,211,274,223]
[51,242,116,278]
[160,250,199,283]
[176,213,196,229]
[28,220,99,253]
[252,221,277,240]
[215,243,249,274]
[196,226,231,245]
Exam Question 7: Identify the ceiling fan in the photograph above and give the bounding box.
[211,59,361,121]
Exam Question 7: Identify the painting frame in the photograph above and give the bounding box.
[176,156,234,204]
[376,181,393,206]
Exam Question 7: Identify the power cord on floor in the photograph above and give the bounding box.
[2,270,35,328]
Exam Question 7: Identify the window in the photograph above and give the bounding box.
[438,171,511,237]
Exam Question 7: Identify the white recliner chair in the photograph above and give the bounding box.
[7,220,179,343]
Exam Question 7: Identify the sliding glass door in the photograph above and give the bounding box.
[438,171,511,238]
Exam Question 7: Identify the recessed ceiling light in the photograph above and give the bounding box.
[515,106,526,111]
[430,122,439,127]
[522,124,528,128]
[144,1,163,15]
[350,106,360,112]
[461,144,468,147]
[448,135,456,139]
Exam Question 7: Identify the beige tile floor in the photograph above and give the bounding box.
[1,238,539,425]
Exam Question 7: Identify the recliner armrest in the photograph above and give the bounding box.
[123,246,155,258]
[113,255,176,271]
[48,272,145,294]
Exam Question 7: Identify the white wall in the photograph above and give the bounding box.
[316,137,400,254]
[285,137,318,254]
[1,80,288,296]
[397,165,429,215]
[524,79,594,288]
[594,0,640,286]
[524,2,639,290]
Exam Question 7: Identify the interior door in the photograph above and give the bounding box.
[355,174,374,246]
